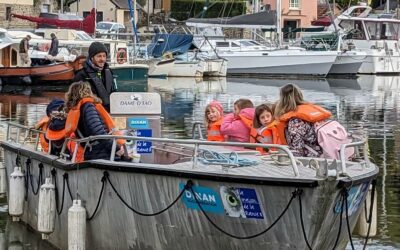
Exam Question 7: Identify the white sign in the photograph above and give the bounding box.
[110,92,162,115]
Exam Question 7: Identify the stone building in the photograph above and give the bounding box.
[0,0,58,29]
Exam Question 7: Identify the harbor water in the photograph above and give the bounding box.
[0,75,399,249]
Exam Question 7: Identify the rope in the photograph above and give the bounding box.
[331,190,345,250]
[87,172,107,221]
[65,173,74,201]
[106,172,189,217]
[198,150,259,167]
[26,159,43,196]
[363,180,376,250]
[51,169,68,215]
[189,186,298,239]
[298,189,313,250]
[344,189,355,250]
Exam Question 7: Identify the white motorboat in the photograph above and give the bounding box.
[328,4,400,74]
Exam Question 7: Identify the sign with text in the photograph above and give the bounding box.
[128,117,149,129]
[219,186,264,219]
[136,129,152,153]
[110,92,161,115]
[180,183,224,214]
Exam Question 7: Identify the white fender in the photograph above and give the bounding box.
[9,167,25,221]
[68,199,86,250]
[356,184,377,237]
[38,177,56,239]
[0,162,7,198]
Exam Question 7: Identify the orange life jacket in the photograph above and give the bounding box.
[276,104,332,145]
[250,120,281,153]
[207,117,225,142]
[64,97,124,162]
[238,114,253,130]
[35,116,50,153]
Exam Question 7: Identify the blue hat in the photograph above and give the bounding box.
[46,98,65,117]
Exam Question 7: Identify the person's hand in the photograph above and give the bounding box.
[116,147,125,157]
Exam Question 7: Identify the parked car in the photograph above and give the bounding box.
[96,21,126,38]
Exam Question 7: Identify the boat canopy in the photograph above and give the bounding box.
[186,10,276,29]
[10,9,96,35]
[311,16,332,27]
[147,33,195,58]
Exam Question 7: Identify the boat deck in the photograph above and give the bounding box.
[87,143,378,187]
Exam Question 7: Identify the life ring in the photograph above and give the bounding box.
[116,48,127,64]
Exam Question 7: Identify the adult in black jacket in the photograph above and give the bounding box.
[48,33,59,57]
[65,81,122,160]
[73,41,116,112]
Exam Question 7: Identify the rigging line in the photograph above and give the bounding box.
[187,0,196,19]
[225,0,235,22]
[220,0,228,20]
[190,186,298,239]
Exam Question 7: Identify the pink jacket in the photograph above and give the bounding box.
[220,108,255,142]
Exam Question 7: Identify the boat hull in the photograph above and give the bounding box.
[203,59,228,77]
[0,62,76,85]
[328,52,365,75]
[109,64,149,82]
[1,142,378,250]
[221,51,337,76]
[168,61,204,77]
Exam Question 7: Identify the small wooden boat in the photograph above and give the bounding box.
[0,41,85,85]
[0,93,379,250]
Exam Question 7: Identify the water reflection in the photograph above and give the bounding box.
[0,75,399,248]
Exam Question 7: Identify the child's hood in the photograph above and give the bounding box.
[239,107,255,120]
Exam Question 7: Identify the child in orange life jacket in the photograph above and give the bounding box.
[251,104,276,153]
[220,98,255,142]
[205,100,225,142]
[35,98,66,154]
[275,83,331,157]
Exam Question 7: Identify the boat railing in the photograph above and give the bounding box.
[61,134,301,175]
[4,122,370,177]
[340,139,370,173]
[191,122,204,140]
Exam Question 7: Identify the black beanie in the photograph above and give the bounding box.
[88,42,108,59]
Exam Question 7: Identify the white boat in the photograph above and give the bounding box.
[0,92,379,250]
[187,15,338,76]
[202,58,228,77]
[168,59,204,77]
[328,4,400,74]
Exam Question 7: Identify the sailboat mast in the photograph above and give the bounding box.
[276,0,282,47]
[386,0,390,13]
[128,0,139,46]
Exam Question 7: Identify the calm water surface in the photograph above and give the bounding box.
[0,75,399,249]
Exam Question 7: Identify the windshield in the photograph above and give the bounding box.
[76,31,93,40]
[97,23,113,30]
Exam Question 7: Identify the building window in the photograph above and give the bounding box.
[289,0,300,9]
[6,7,11,21]
[41,4,50,13]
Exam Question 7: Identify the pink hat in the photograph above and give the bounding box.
[208,100,223,115]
